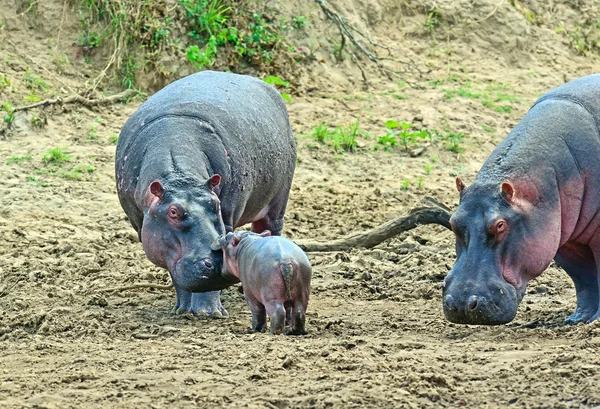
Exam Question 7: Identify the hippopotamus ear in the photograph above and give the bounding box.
[501,182,515,202]
[455,177,467,199]
[501,180,539,207]
[207,174,221,191]
[150,181,164,200]
[231,234,241,246]
[259,230,271,237]
[210,234,226,251]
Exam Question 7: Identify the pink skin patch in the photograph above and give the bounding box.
[500,180,562,287]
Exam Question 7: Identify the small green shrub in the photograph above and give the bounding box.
[42,147,71,165]
[380,120,427,151]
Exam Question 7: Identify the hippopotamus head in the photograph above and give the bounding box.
[443,177,560,325]
[140,174,239,292]
[210,230,271,278]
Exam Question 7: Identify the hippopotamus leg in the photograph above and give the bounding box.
[555,243,599,324]
[286,300,308,335]
[174,285,228,318]
[264,301,286,335]
[251,190,290,236]
[245,296,267,332]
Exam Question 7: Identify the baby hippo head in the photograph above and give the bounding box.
[211,230,271,277]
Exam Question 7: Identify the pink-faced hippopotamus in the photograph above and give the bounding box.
[115,71,296,317]
[211,230,312,335]
[443,73,600,325]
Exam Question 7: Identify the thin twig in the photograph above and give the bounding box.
[100,283,174,293]
[54,0,69,52]
[12,89,138,112]
[314,0,421,86]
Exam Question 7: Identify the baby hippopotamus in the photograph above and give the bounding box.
[211,231,312,335]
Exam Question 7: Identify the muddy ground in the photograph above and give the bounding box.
[2,0,600,407]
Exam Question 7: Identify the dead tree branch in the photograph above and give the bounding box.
[295,197,452,252]
[13,89,138,112]
[314,0,422,86]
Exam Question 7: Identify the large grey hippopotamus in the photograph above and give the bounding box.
[115,70,296,317]
[443,73,600,325]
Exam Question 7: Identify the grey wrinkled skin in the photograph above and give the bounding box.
[115,71,296,317]
[214,231,312,335]
[444,73,600,325]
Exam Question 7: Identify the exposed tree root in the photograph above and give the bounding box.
[314,0,422,87]
[100,282,174,293]
[13,89,138,112]
[295,197,452,252]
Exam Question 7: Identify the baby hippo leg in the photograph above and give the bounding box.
[264,301,286,335]
[287,300,308,335]
[245,296,267,332]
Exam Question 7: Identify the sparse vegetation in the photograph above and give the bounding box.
[400,178,411,190]
[88,125,98,140]
[425,8,440,32]
[378,120,427,152]
[6,154,33,165]
[310,119,363,153]
[42,147,71,165]
[2,103,15,125]
[60,163,96,181]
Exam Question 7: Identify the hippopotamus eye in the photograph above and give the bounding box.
[495,220,507,235]
[168,206,180,219]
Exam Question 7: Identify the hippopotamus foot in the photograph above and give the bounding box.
[555,244,599,325]
[174,288,228,318]
[565,305,598,324]
[586,309,600,323]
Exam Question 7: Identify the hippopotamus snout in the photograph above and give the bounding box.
[442,275,519,325]
[172,250,239,292]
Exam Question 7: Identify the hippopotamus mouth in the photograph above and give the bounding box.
[442,270,526,325]
[171,250,239,292]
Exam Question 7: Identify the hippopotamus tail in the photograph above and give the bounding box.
[279,261,294,300]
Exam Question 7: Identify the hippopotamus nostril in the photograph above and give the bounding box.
[444,294,457,310]
[468,295,479,310]
[202,259,213,269]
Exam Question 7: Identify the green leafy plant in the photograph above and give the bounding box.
[42,147,71,165]
[424,164,432,175]
[311,122,331,143]
[30,114,43,128]
[417,177,424,189]
[264,75,292,103]
[425,9,440,32]
[293,15,308,29]
[310,119,362,153]
[443,132,464,153]
[186,36,218,68]
[181,0,231,38]
[109,134,119,144]
[2,103,15,125]
[381,120,427,151]
[88,125,98,140]
[23,67,49,94]
[400,179,411,190]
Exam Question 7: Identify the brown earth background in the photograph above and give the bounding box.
[2,0,600,407]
